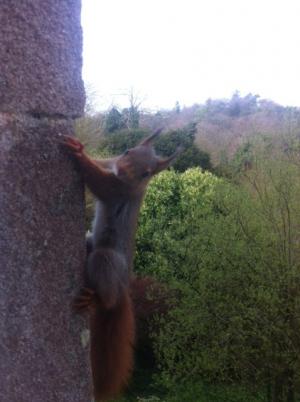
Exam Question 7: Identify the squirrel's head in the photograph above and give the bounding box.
[114,129,182,190]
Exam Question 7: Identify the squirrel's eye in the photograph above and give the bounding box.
[123,149,130,156]
[141,171,151,179]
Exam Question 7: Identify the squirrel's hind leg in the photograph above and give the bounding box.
[73,287,98,312]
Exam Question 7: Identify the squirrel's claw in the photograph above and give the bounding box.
[73,287,97,312]
[59,135,84,155]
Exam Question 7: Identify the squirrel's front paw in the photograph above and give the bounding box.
[60,135,84,158]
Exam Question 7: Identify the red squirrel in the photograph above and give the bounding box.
[62,130,181,401]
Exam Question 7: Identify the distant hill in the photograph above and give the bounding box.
[139,93,300,166]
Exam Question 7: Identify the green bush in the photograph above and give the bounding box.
[135,160,300,401]
[99,125,211,173]
[154,125,211,172]
[101,128,148,155]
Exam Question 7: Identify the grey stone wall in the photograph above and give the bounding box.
[0,1,91,401]
[0,0,85,117]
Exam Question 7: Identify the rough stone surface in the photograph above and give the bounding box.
[0,114,92,401]
[0,1,91,400]
[0,1,85,117]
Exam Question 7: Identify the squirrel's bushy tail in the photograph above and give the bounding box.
[90,291,135,401]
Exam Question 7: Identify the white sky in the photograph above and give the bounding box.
[81,0,300,111]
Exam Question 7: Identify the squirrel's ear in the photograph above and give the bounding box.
[139,128,163,146]
[153,146,183,174]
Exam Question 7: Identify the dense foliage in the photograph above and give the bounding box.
[100,128,147,155]
[99,125,211,173]
[134,144,300,401]
[154,124,211,172]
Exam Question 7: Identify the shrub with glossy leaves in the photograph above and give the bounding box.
[135,163,300,401]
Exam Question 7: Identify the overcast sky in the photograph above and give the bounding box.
[81,0,300,111]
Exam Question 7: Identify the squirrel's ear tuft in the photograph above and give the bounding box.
[153,146,183,174]
[139,128,163,146]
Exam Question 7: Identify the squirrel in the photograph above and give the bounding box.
[62,130,181,401]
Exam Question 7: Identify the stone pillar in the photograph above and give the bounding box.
[0,1,91,401]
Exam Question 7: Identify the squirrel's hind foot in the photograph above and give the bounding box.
[73,287,98,312]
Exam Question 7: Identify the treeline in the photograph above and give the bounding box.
[76,91,300,174]
[76,93,300,402]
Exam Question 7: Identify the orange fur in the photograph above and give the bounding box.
[61,133,181,401]
[90,292,135,401]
